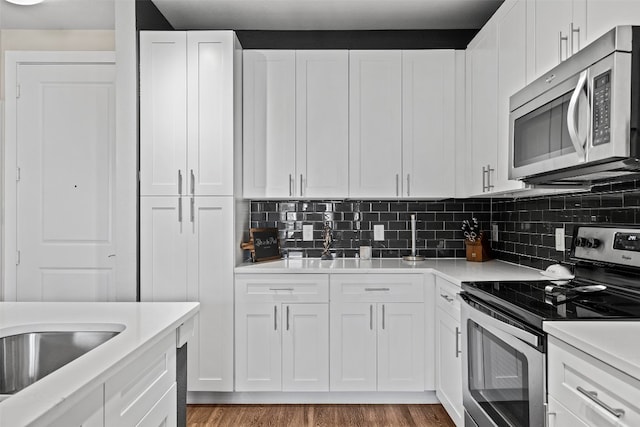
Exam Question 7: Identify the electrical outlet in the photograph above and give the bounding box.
[492,224,499,242]
[555,228,565,251]
[374,224,385,241]
[303,224,313,241]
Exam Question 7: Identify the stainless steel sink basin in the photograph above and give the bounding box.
[0,330,119,395]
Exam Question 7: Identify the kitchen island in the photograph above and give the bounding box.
[0,302,199,427]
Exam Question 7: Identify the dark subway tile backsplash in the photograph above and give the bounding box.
[491,179,640,270]
[249,199,491,259]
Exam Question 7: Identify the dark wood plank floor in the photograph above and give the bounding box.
[187,404,455,427]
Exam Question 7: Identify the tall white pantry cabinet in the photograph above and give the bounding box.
[139,31,244,392]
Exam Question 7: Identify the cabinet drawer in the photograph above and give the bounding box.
[330,274,424,303]
[435,276,460,317]
[548,336,640,427]
[235,274,329,303]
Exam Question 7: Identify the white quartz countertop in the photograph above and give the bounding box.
[235,258,545,285]
[544,321,640,382]
[0,302,199,427]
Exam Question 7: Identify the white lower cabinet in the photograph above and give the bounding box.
[105,332,177,426]
[548,336,640,427]
[140,196,234,392]
[329,274,425,392]
[435,276,463,427]
[234,274,330,392]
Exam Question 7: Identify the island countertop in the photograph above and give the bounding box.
[235,258,546,285]
[0,302,199,427]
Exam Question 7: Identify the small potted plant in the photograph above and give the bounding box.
[462,218,491,262]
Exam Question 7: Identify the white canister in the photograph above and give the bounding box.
[359,245,372,260]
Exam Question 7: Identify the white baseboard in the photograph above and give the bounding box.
[187,391,439,405]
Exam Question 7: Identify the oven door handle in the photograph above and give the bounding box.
[461,296,540,348]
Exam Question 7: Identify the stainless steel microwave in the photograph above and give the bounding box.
[509,26,640,185]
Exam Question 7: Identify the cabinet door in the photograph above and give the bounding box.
[547,395,589,427]
[140,32,187,196]
[330,302,377,391]
[282,303,329,391]
[436,307,463,427]
[349,51,403,198]
[235,302,282,391]
[585,0,640,45]
[532,0,573,79]
[495,0,527,193]
[140,196,188,301]
[187,32,235,196]
[402,50,456,198]
[243,50,296,198]
[186,197,234,391]
[467,22,499,196]
[377,303,425,391]
[296,50,349,199]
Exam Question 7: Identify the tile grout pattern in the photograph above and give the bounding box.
[491,180,640,270]
[250,200,492,259]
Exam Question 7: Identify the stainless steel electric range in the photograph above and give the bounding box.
[459,225,640,427]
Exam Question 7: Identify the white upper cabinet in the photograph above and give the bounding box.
[530,0,578,80]
[349,50,403,198]
[496,0,529,194]
[466,20,499,197]
[584,0,640,44]
[402,50,457,198]
[295,51,349,198]
[140,31,236,196]
[243,50,296,198]
[140,32,187,196]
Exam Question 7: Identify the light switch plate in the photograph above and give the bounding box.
[374,224,385,241]
[492,224,499,242]
[303,224,313,241]
[555,228,565,251]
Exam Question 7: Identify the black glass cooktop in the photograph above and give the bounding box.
[462,280,640,330]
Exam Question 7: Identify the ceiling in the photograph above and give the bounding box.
[0,0,504,31]
[0,0,115,29]
[152,0,504,31]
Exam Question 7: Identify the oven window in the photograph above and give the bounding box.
[513,91,576,168]
[467,320,530,427]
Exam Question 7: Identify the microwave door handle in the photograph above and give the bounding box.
[567,70,589,161]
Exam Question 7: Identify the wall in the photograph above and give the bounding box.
[491,180,640,270]
[249,199,492,259]
[0,29,115,100]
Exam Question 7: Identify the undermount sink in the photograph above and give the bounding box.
[0,329,121,396]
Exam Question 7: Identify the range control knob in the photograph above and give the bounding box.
[574,237,588,247]
[586,238,601,249]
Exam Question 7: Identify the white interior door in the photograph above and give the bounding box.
[15,62,116,301]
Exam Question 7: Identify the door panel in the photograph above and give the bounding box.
[187,32,234,196]
[16,62,116,301]
[235,303,282,391]
[402,50,456,198]
[349,51,402,198]
[139,32,187,196]
[140,197,189,302]
[295,50,349,198]
[330,302,377,391]
[187,197,234,391]
[243,50,296,198]
[377,303,425,391]
[282,303,329,391]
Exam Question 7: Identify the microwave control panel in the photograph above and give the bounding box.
[592,70,611,146]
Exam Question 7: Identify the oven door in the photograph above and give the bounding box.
[461,294,545,427]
